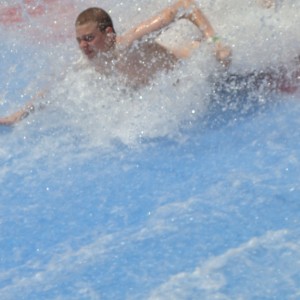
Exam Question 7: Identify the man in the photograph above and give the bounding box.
[75,0,231,84]
[0,0,231,125]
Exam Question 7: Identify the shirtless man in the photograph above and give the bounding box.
[75,0,231,85]
[0,0,231,125]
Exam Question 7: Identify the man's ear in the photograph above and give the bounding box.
[104,26,116,48]
[105,27,113,34]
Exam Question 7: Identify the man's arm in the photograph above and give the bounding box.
[119,0,231,65]
[180,0,232,66]
[0,91,46,126]
[119,0,212,46]
[0,101,35,126]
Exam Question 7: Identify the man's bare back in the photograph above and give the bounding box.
[113,41,177,87]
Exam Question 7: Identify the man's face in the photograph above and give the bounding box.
[76,22,111,59]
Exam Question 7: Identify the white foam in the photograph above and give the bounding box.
[0,0,299,150]
[148,229,300,299]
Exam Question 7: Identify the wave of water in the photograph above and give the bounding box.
[0,1,300,299]
[1,0,298,148]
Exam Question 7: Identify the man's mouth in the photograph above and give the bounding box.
[83,48,95,59]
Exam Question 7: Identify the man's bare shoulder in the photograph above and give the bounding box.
[116,34,134,49]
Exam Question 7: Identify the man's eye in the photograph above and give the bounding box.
[84,35,95,42]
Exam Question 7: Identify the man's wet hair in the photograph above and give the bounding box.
[75,7,116,33]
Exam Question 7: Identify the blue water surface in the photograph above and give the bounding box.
[1,16,300,300]
[1,86,300,299]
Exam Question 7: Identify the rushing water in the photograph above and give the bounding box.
[0,1,300,299]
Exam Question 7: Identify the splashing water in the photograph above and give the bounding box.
[0,0,300,299]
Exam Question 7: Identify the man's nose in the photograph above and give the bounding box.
[79,39,88,48]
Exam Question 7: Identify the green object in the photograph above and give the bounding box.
[212,35,220,43]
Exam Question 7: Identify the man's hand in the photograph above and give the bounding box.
[214,41,232,68]
[0,102,34,126]
[0,110,28,126]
